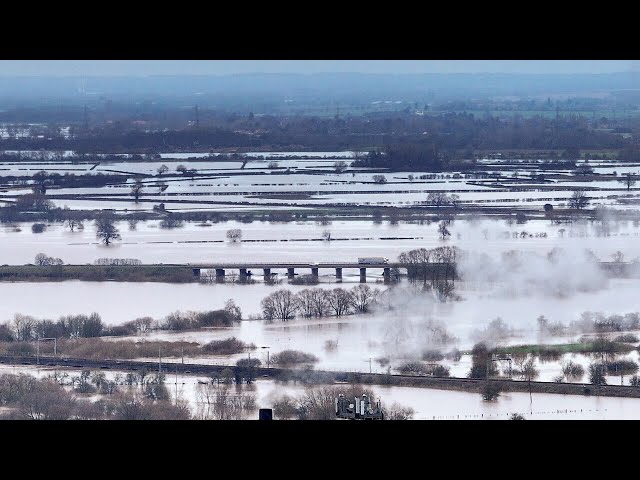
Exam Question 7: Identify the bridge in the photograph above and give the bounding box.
[187,262,406,283]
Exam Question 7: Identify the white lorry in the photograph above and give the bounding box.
[357,257,389,265]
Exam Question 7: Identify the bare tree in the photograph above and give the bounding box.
[383,403,415,420]
[20,381,76,420]
[157,164,169,176]
[64,217,84,232]
[134,317,153,335]
[224,299,242,321]
[12,314,36,341]
[426,192,450,208]
[130,179,144,203]
[296,387,339,420]
[226,228,242,243]
[296,289,316,318]
[349,284,379,313]
[438,221,451,240]
[95,212,121,246]
[618,172,637,191]
[322,229,331,241]
[309,289,329,317]
[261,289,298,321]
[334,161,348,173]
[326,288,352,317]
[568,189,590,210]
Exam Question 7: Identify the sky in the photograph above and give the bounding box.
[0,60,636,76]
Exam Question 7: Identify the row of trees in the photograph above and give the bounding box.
[261,285,380,321]
[0,301,243,342]
[1,110,629,153]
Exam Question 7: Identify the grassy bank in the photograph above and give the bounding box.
[0,265,197,283]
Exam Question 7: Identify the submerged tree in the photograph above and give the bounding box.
[568,189,590,210]
[226,229,242,243]
[130,179,144,203]
[261,289,298,321]
[438,221,451,240]
[96,212,121,246]
[618,172,637,191]
[589,363,607,386]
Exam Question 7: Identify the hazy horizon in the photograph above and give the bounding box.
[0,60,637,77]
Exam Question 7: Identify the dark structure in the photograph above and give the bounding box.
[259,408,273,420]
[335,394,383,420]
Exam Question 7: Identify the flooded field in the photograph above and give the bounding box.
[2,276,639,379]
[2,364,638,420]
[2,217,640,265]
[1,153,639,211]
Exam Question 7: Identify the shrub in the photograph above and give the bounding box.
[605,359,639,375]
[510,413,526,420]
[203,338,255,355]
[271,350,318,366]
[562,361,585,380]
[383,403,415,420]
[159,217,184,229]
[31,223,46,233]
[589,364,607,385]
[398,361,449,377]
[481,381,501,401]
[236,358,261,368]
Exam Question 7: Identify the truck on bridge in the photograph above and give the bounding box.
[357,257,389,265]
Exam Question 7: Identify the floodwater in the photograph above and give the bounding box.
[2,218,640,265]
[2,277,639,376]
[2,364,639,420]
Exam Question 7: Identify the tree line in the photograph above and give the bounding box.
[260,285,381,321]
[0,301,243,345]
[0,111,630,154]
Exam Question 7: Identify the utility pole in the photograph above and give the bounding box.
[195,105,200,128]
[181,346,184,365]
[175,363,178,405]
[158,348,161,375]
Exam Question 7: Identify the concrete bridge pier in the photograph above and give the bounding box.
[360,268,367,283]
[263,268,271,282]
[335,267,342,282]
[287,268,295,280]
[383,267,391,284]
[311,267,319,279]
[192,268,201,278]
[239,268,248,282]
[215,268,225,283]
